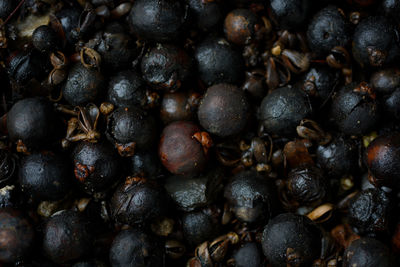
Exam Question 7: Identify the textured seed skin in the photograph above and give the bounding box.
[43,210,92,264]
[7,97,57,148]
[301,66,340,102]
[384,88,400,119]
[141,44,193,91]
[316,137,358,178]
[343,238,394,267]
[187,0,222,31]
[32,25,58,52]
[307,6,350,55]
[182,211,219,247]
[195,37,244,86]
[92,23,137,71]
[347,188,391,235]
[233,243,263,267]
[262,213,321,267]
[63,64,105,106]
[0,208,34,263]
[330,83,379,136]
[370,68,400,95]
[287,165,327,205]
[19,152,72,200]
[165,169,223,212]
[128,0,186,42]
[352,16,400,67]
[107,70,147,108]
[224,170,277,224]
[224,9,259,46]
[110,179,169,225]
[269,0,311,30]
[366,133,400,188]
[259,86,312,137]
[160,92,195,124]
[198,84,249,137]
[72,141,121,194]
[130,150,163,179]
[159,121,208,175]
[106,107,157,149]
[109,229,163,267]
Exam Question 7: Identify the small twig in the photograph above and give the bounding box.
[0,0,26,29]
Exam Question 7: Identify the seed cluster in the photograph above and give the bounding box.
[0,0,399,266]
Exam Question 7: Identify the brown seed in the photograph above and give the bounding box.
[159,121,210,175]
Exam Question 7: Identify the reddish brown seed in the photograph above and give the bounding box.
[160,92,195,124]
[224,9,260,46]
[159,121,210,175]
[0,208,34,263]
[366,133,400,188]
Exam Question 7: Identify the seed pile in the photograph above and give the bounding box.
[0,0,399,266]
